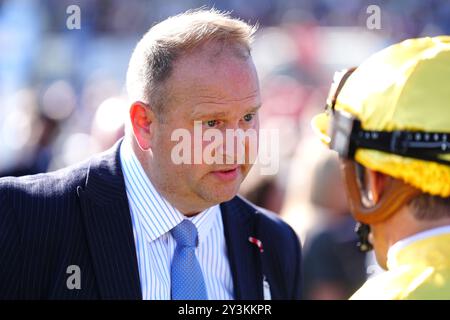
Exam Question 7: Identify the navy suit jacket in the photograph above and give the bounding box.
[0,140,302,300]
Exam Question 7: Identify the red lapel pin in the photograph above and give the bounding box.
[248,236,264,253]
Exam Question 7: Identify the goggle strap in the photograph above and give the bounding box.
[351,126,450,166]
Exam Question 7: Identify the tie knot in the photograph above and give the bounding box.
[171,220,198,248]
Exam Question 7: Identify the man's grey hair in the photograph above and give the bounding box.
[126,8,257,118]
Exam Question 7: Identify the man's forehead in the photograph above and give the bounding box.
[174,78,260,109]
[174,61,256,95]
[170,42,256,81]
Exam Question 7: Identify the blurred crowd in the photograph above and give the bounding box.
[1,0,449,299]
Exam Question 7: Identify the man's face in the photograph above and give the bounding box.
[147,44,261,213]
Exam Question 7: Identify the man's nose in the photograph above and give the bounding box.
[217,126,248,164]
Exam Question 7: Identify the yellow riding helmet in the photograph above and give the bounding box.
[312,36,450,198]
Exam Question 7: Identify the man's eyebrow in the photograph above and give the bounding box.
[247,104,262,113]
[191,110,229,119]
[191,104,262,119]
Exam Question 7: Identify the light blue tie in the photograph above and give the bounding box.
[170,219,208,300]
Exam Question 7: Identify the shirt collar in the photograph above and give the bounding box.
[387,225,450,269]
[120,140,218,244]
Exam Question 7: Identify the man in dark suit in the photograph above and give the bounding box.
[0,9,302,300]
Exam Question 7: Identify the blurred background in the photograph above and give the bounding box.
[1,0,449,299]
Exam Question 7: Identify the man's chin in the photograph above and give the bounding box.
[218,191,238,203]
[199,185,239,205]
[196,171,246,204]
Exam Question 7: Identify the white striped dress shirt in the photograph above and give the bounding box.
[120,141,234,300]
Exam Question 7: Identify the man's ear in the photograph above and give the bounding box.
[366,168,389,204]
[130,101,156,151]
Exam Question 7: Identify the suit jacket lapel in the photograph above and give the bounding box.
[77,140,142,299]
[221,198,264,300]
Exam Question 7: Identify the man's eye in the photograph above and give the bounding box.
[243,114,254,122]
[204,120,218,128]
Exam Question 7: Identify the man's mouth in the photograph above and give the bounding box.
[211,166,240,181]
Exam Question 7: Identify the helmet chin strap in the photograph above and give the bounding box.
[341,159,422,225]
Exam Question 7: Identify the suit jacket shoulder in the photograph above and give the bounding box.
[0,143,129,299]
[0,158,91,297]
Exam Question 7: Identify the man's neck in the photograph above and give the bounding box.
[385,206,450,249]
